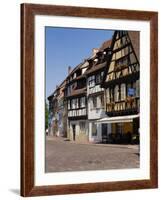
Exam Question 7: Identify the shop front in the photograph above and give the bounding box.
[96,114,139,144]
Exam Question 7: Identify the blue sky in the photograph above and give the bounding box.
[45,27,114,100]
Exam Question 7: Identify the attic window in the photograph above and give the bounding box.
[94,58,98,63]
[101,71,104,78]
[73,73,76,78]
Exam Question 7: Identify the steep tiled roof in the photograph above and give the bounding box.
[85,39,112,75]
[85,61,107,75]
[99,39,112,52]
[128,31,140,61]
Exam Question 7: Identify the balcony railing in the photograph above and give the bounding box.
[106,97,139,115]
[68,108,87,117]
[88,85,104,95]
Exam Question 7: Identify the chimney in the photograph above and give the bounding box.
[68,66,72,75]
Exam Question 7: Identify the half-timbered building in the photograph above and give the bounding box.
[57,80,67,137]
[85,41,112,143]
[47,30,140,144]
[64,61,89,142]
[101,30,140,143]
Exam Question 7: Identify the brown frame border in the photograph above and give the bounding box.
[21,3,158,197]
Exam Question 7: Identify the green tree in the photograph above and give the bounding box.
[45,101,49,130]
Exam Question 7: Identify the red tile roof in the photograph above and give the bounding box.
[99,39,112,52]
[85,61,107,75]
[128,31,140,61]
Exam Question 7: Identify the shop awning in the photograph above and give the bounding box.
[96,114,139,124]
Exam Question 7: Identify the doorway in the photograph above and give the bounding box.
[72,124,76,141]
[102,124,108,143]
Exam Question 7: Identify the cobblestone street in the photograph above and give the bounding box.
[45,136,139,172]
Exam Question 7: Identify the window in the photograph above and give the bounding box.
[100,95,104,107]
[71,99,78,109]
[101,71,104,79]
[106,88,110,103]
[92,97,97,108]
[82,68,87,74]
[68,100,71,109]
[114,85,119,102]
[112,88,114,102]
[96,73,101,84]
[90,98,93,109]
[76,98,79,108]
[116,56,127,68]
[89,76,95,88]
[95,71,105,84]
[72,99,75,109]
[97,96,101,108]
[92,123,97,136]
[98,95,104,107]
[73,73,76,78]
[80,122,86,132]
[71,99,74,109]
[109,88,114,102]
[115,123,123,134]
[80,97,86,108]
[94,58,98,64]
[121,83,126,100]
[127,83,136,97]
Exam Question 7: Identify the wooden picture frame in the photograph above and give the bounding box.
[21,3,158,197]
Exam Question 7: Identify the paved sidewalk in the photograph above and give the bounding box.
[47,136,139,150]
[46,136,139,172]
